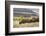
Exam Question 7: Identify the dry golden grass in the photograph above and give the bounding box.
[13,22,39,28]
[13,16,39,28]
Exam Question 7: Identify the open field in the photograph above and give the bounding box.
[13,22,39,28]
[13,16,39,28]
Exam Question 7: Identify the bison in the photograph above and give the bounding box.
[19,16,39,24]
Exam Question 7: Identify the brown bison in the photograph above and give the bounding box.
[19,16,39,24]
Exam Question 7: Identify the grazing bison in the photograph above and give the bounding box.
[19,16,39,24]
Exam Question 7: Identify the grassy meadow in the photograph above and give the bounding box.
[13,16,39,28]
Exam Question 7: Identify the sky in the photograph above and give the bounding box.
[13,8,39,17]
